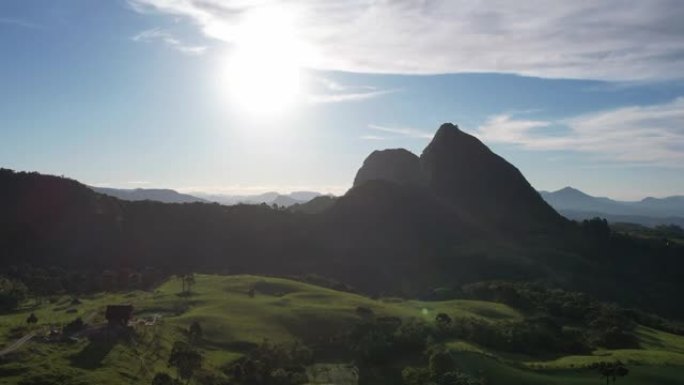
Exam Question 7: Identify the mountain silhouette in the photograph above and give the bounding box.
[195,191,321,207]
[540,187,684,226]
[91,187,207,204]
[353,149,426,188]
[419,123,565,232]
[351,123,566,233]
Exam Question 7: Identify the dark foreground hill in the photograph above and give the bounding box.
[1,124,683,318]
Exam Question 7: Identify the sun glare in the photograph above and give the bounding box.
[224,7,306,116]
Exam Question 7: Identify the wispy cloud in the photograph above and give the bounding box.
[359,135,386,141]
[475,115,554,148]
[132,28,207,55]
[364,124,434,140]
[307,77,395,104]
[128,0,684,81]
[474,98,684,165]
[0,17,41,29]
[308,89,393,104]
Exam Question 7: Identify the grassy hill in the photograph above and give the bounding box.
[0,275,683,384]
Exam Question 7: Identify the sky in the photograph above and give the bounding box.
[1,0,684,200]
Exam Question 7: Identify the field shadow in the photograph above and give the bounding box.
[204,340,258,352]
[636,331,660,345]
[69,340,116,369]
[0,362,28,377]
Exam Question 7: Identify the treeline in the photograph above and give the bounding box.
[0,266,166,312]
[0,276,27,312]
[458,281,684,337]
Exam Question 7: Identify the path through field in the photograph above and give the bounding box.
[0,331,37,357]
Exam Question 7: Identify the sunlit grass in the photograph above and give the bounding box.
[1,274,684,384]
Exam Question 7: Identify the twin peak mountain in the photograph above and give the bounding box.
[349,123,564,232]
[0,122,572,293]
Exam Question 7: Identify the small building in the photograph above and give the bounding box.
[105,305,134,327]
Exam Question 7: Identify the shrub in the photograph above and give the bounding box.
[151,372,177,385]
[429,351,456,378]
[402,366,432,385]
[355,306,374,319]
[62,317,84,335]
[438,371,483,385]
[0,277,27,313]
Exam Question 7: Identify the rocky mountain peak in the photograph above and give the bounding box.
[353,148,426,188]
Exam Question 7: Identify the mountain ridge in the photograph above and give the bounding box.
[91,187,324,207]
[1,123,683,318]
[540,187,684,226]
[418,123,566,232]
[91,186,208,204]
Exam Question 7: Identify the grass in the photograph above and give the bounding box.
[0,274,683,384]
[521,326,684,369]
[452,352,684,385]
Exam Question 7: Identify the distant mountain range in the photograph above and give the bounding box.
[540,187,684,227]
[90,187,208,204]
[195,191,323,207]
[91,181,684,227]
[91,187,324,208]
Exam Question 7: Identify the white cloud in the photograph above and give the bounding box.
[132,28,207,55]
[128,0,684,81]
[476,115,555,149]
[0,17,41,29]
[474,98,684,165]
[367,124,433,139]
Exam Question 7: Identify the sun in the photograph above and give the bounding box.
[223,7,306,116]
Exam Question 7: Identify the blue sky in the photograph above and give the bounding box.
[1,0,684,199]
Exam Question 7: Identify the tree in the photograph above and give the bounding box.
[188,321,202,345]
[590,361,629,384]
[613,365,629,382]
[63,317,85,335]
[152,372,177,385]
[438,371,483,385]
[168,341,203,384]
[176,274,186,294]
[355,306,375,319]
[177,273,195,295]
[26,312,38,325]
[402,366,432,385]
[231,363,244,382]
[429,351,456,378]
[0,277,27,312]
[436,313,452,331]
[184,274,196,294]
